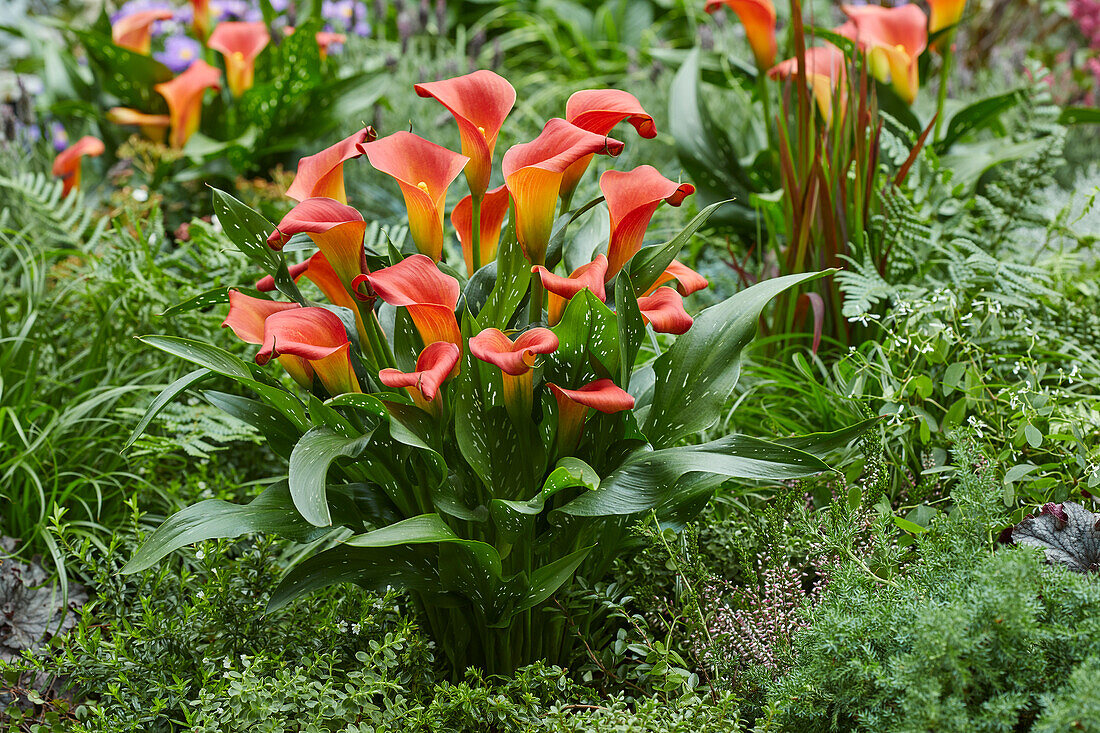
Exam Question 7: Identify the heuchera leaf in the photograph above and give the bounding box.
[1012,502,1100,574]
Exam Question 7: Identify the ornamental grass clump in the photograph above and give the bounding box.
[124,70,865,676]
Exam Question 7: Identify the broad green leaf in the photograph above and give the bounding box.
[478,205,527,328]
[160,287,230,318]
[627,200,727,295]
[642,271,829,448]
[545,195,606,271]
[124,368,210,449]
[773,417,880,458]
[490,457,599,542]
[73,29,172,109]
[1059,106,1100,125]
[935,88,1024,153]
[514,545,595,614]
[289,426,374,527]
[615,275,645,388]
[346,514,503,579]
[211,189,305,303]
[203,390,301,457]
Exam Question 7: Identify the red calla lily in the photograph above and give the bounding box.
[256,307,361,395]
[106,107,171,142]
[268,198,367,293]
[256,252,371,347]
[207,21,271,97]
[315,31,345,59]
[548,378,635,454]
[190,0,210,39]
[286,127,374,204]
[469,327,558,424]
[222,290,312,387]
[704,0,778,70]
[112,9,173,54]
[360,132,469,261]
[502,118,624,265]
[451,185,510,275]
[637,287,694,334]
[379,341,460,411]
[52,136,105,198]
[155,60,222,148]
[600,165,694,278]
[357,254,462,351]
[531,254,608,326]
[929,0,966,38]
[768,45,848,124]
[838,4,928,104]
[414,70,516,197]
[559,89,656,205]
[642,260,709,297]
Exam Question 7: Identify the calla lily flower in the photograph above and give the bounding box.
[929,0,966,38]
[268,198,367,294]
[106,107,171,142]
[222,290,312,388]
[112,9,174,54]
[207,21,271,98]
[838,4,928,105]
[451,185,510,275]
[560,90,656,205]
[531,254,608,326]
[286,127,375,204]
[642,260,709,297]
[469,327,559,424]
[256,307,361,395]
[768,45,848,124]
[600,165,695,279]
[637,287,694,334]
[414,70,516,197]
[502,118,624,265]
[704,0,778,70]
[315,31,346,60]
[548,378,635,454]
[155,60,222,148]
[190,0,211,40]
[357,254,462,351]
[360,132,469,261]
[379,341,461,412]
[52,136,105,198]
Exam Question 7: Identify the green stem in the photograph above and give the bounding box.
[758,71,777,172]
[933,33,955,141]
[470,192,483,272]
[529,268,544,325]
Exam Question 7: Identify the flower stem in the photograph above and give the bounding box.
[933,33,956,141]
[470,192,483,272]
[529,267,544,325]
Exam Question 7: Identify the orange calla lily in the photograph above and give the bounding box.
[637,287,694,334]
[560,89,656,205]
[928,0,966,38]
[469,327,559,424]
[642,260,709,297]
[112,9,173,54]
[548,378,635,454]
[838,4,928,104]
[704,0,778,70]
[256,307,361,395]
[379,341,461,412]
[502,118,624,265]
[360,132,469,261]
[222,290,313,388]
[315,31,345,60]
[357,254,462,351]
[268,197,367,293]
[207,21,271,97]
[155,60,222,148]
[286,127,375,204]
[768,45,848,124]
[414,70,516,197]
[190,0,211,40]
[52,136,105,198]
[451,185,510,275]
[107,107,171,142]
[531,254,608,326]
[600,165,694,279]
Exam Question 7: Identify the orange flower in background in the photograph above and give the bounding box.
[358,254,462,351]
[360,132,469,261]
[560,89,656,204]
[838,4,928,104]
[155,59,221,148]
[600,165,695,279]
[107,107,171,142]
[769,45,848,124]
[414,70,516,197]
[704,0,778,70]
[112,9,173,54]
[207,21,271,97]
[379,342,461,412]
[268,198,367,293]
[190,0,211,40]
[451,185,510,274]
[469,327,559,424]
[643,260,709,297]
[255,307,362,395]
[637,287,694,334]
[222,290,312,388]
[531,254,608,326]
[52,136,105,198]
[548,379,635,454]
[928,0,966,37]
[285,127,375,204]
[315,31,346,60]
[502,118,624,265]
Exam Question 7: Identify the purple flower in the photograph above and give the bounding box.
[269,0,290,10]
[155,35,203,73]
[110,0,173,23]
[352,19,370,36]
[322,0,356,29]
[50,122,68,152]
[210,0,251,20]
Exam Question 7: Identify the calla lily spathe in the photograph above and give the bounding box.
[155,60,222,148]
[451,185,510,275]
[469,327,559,424]
[637,287,694,335]
[704,0,778,70]
[112,9,173,54]
[315,31,345,60]
[643,260,709,297]
[768,45,848,124]
[379,341,461,412]
[107,107,171,142]
[600,165,695,278]
[286,127,375,204]
[531,254,608,326]
[207,21,271,97]
[222,290,313,388]
[928,0,967,37]
[189,0,211,40]
[838,4,928,105]
[560,89,656,204]
[414,70,516,197]
[548,378,635,454]
[268,197,367,293]
[52,136,105,198]
[255,307,361,395]
[358,254,462,351]
[360,132,469,261]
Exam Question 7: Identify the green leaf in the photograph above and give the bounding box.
[203,390,301,457]
[642,271,829,448]
[478,205,527,328]
[893,515,928,535]
[615,276,645,389]
[1024,423,1043,449]
[627,200,727,295]
[160,287,230,318]
[289,426,374,527]
[1059,106,1100,125]
[773,417,880,458]
[211,189,305,303]
[935,89,1024,153]
[1003,464,1039,484]
[515,545,595,613]
[345,514,502,579]
[124,368,210,449]
[490,457,599,542]
[72,28,172,109]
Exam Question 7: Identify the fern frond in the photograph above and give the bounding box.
[0,172,107,253]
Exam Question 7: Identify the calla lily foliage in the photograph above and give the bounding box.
[125,72,864,677]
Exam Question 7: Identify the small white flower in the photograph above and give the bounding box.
[132,188,149,203]
[196,549,205,561]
